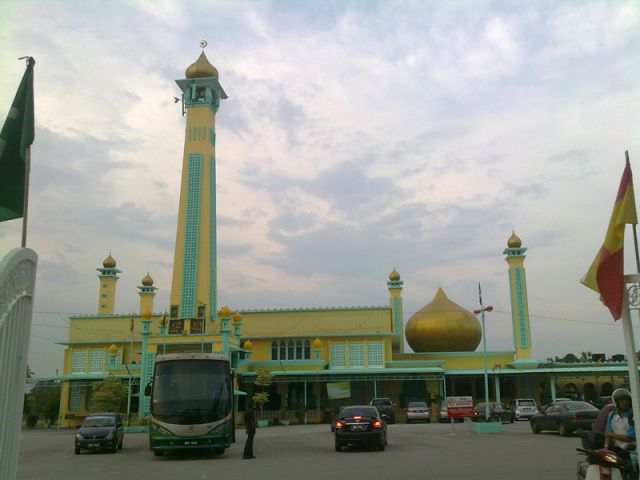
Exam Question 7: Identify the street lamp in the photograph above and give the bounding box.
[473,283,493,421]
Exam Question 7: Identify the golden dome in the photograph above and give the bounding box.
[232,312,242,324]
[312,338,322,349]
[103,254,116,268]
[243,339,253,351]
[185,52,218,79]
[405,288,481,352]
[141,273,153,286]
[507,230,522,248]
[107,344,118,355]
[219,305,231,317]
[389,268,400,281]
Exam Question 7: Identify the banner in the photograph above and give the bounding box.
[326,381,351,399]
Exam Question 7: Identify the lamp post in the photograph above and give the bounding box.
[473,283,493,421]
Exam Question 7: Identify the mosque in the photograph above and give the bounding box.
[56,48,631,426]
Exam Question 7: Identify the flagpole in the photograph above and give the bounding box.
[627,151,640,273]
[20,146,30,248]
[621,275,640,463]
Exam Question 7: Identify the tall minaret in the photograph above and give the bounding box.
[169,43,227,327]
[97,254,120,315]
[138,273,157,317]
[503,231,533,359]
[387,268,404,353]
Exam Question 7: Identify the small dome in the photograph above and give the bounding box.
[108,344,118,355]
[219,305,231,317]
[142,273,153,286]
[243,339,253,351]
[233,312,242,324]
[405,288,482,352]
[103,254,116,268]
[389,268,400,281]
[507,231,522,248]
[312,338,322,349]
[185,52,218,79]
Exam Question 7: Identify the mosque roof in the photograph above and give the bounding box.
[185,52,218,79]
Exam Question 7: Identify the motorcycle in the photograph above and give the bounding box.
[576,430,638,480]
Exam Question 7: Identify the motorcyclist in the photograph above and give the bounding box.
[605,388,636,451]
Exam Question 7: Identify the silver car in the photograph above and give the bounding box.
[406,401,430,423]
[509,398,539,421]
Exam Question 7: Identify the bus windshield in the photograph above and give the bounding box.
[151,359,231,425]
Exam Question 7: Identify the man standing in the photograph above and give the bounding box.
[243,401,256,459]
[605,388,635,451]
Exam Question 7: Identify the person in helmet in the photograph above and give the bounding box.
[605,388,635,451]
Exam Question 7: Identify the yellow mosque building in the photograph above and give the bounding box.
[55,48,631,426]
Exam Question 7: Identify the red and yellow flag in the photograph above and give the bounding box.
[581,158,638,320]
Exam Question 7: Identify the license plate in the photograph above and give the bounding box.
[352,424,366,431]
[184,440,198,445]
[88,443,99,447]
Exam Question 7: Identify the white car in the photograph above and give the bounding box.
[509,398,539,421]
[406,401,430,423]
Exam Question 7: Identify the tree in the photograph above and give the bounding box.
[91,377,127,412]
[251,368,273,419]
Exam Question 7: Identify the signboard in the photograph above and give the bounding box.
[446,396,474,419]
[326,382,351,400]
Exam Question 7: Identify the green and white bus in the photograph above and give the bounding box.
[146,353,233,456]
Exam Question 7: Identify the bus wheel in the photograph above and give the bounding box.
[153,450,164,457]
[214,447,225,455]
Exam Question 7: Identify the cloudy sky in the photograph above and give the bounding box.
[1,1,639,376]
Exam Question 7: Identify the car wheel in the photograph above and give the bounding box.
[406,418,410,424]
[75,447,80,455]
[558,422,570,437]
[335,443,342,452]
[530,420,541,434]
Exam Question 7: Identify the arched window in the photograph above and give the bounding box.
[271,341,278,360]
[295,341,303,359]
[304,340,311,359]
[287,341,294,360]
[279,341,286,360]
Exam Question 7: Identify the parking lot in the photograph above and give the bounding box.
[19,421,580,480]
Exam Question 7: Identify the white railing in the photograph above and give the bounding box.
[0,248,38,480]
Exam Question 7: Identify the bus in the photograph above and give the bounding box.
[145,353,233,456]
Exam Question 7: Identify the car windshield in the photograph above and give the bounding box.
[83,416,115,427]
[342,407,378,418]
[563,401,598,412]
[517,400,536,406]
[371,399,391,406]
[408,402,427,408]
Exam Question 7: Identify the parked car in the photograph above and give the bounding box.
[593,396,613,410]
[406,401,430,423]
[334,405,387,452]
[75,413,124,454]
[473,402,513,423]
[331,406,346,432]
[529,400,599,436]
[509,398,539,421]
[369,398,395,424]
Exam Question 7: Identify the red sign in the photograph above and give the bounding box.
[446,396,474,419]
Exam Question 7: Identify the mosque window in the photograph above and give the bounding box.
[295,341,303,359]
[367,343,384,368]
[71,350,88,374]
[170,305,178,318]
[287,341,294,359]
[271,341,278,360]
[349,344,365,368]
[89,350,106,372]
[279,341,286,360]
[304,340,311,359]
[330,344,346,368]
[69,384,82,413]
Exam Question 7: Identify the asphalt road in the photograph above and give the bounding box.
[18,421,580,480]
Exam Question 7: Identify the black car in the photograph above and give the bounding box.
[369,398,395,424]
[75,413,124,454]
[334,405,387,452]
[473,402,513,423]
[529,400,599,436]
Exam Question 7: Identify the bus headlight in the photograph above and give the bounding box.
[151,422,173,436]
[106,432,114,440]
[207,422,227,434]
[76,433,84,440]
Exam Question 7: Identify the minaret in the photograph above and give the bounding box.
[387,268,404,353]
[169,42,227,327]
[503,231,533,359]
[96,254,120,315]
[138,273,157,317]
